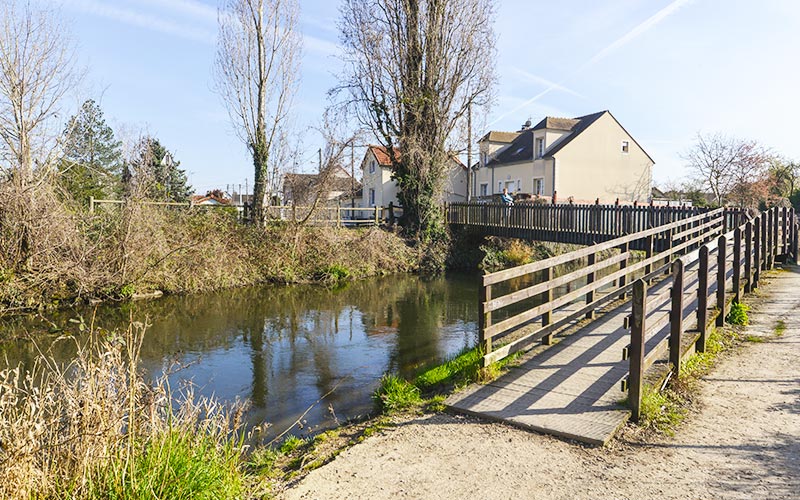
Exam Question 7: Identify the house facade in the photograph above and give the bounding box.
[473,111,654,203]
[283,166,360,206]
[361,145,468,207]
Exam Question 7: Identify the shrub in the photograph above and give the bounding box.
[372,374,421,413]
[726,302,750,325]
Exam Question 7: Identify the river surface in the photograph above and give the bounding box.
[0,273,480,440]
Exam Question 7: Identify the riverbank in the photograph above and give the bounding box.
[0,195,419,316]
[281,266,800,499]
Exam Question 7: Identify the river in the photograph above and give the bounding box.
[0,273,480,440]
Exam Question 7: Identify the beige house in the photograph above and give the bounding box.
[361,145,467,207]
[473,111,654,203]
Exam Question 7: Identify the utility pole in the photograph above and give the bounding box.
[351,142,356,208]
[238,184,242,205]
[467,104,472,202]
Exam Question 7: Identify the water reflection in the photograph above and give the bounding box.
[1,273,478,439]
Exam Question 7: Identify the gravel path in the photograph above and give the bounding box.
[284,267,800,500]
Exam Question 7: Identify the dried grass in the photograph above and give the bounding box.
[0,320,248,499]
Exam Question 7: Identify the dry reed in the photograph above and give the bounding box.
[0,319,247,499]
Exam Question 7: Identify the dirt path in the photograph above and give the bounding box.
[283,267,800,500]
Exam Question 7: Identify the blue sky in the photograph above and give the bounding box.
[48,0,800,194]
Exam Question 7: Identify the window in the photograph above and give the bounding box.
[369,160,376,173]
[516,179,521,191]
[533,177,544,196]
[369,188,375,206]
[621,141,629,154]
[480,183,488,196]
[535,138,545,159]
[498,181,503,192]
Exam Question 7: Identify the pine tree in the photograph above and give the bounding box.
[59,99,124,203]
[124,137,192,202]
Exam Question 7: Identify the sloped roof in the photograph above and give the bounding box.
[486,111,608,166]
[478,131,520,143]
[531,117,580,131]
[367,145,466,169]
[541,111,607,158]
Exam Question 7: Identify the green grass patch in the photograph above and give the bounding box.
[726,301,750,325]
[414,347,483,390]
[745,335,766,343]
[279,435,308,454]
[774,320,786,337]
[372,374,421,413]
[638,385,686,434]
[88,429,244,499]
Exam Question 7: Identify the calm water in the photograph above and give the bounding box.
[0,273,479,439]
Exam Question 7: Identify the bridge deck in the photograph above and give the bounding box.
[447,249,735,445]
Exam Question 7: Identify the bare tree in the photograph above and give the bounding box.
[336,0,496,240]
[0,0,81,187]
[683,133,771,208]
[213,0,301,225]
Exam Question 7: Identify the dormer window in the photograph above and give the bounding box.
[621,141,629,154]
[535,138,544,159]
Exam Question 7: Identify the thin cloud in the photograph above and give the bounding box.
[490,0,693,128]
[583,0,694,69]
[137,0,218,22]
[510,68,585,99]
[63,0,215,43]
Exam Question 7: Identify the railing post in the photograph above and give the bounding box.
[89,196,95,213]
[761,214,767,271]
[782,206,788,257]
[618,242,630,299]
[629,279,647,423]
[744,221,753,293]
[670,259,685,376]
[479,282,492,366]
[644,234,654,283]
[753,217,761,289]
[772,207,779,268]
[766,209,774,269]
[337,200,342,228]
[697,245,709,353]
[716,234,727,327]
[374,205,380,226]
[542,266,554,345]
[733,227,742,303]
[585,253,596,319]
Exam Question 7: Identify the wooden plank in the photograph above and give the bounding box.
[484,251,629,313]
[482,208,724,285]
[479,284,492,363]
[671,217,722,242]
[733,227,742,302]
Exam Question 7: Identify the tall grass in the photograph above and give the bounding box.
[0,320,248,499]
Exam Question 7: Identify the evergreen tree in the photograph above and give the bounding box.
[59,99,124,203]
[125,137,192,202]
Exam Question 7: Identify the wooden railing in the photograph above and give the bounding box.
[625,206,798,421]
[478,206,798,369]
[264,203,404,226]
[448,202,744,246]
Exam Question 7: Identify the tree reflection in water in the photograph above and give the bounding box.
[1,273,478,439]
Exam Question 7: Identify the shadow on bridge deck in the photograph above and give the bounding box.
[446,249,736,445]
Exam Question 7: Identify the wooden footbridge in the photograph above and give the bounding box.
[446,204,799,445]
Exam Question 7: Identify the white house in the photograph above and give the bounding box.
[360,145,467,207]
[473,111,654,203]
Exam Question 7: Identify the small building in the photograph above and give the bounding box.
[473,110,654,203]
[283,166,360,206]
[360,145,467,207]
[190,190,232,206]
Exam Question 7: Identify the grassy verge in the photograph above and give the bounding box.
[634,296,786,436]
[0,197,419,315]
